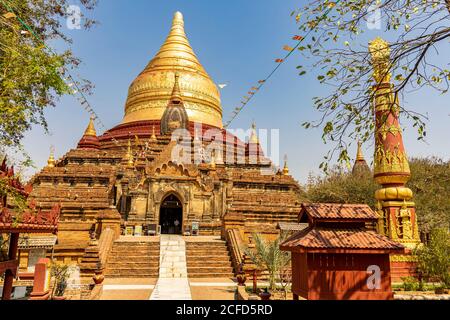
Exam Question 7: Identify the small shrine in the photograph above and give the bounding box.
[281,203,404,300]
[0,158,60,300]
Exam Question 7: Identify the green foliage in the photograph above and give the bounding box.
[304,157,450,233]
[407,157,450,232]
[293,0,450,168]
[415,228,450,287]
[51,263,70,297]
[305,165,378,208]
[0,233,10,262]
[245,233,291,291]
[0,173,28,212]
[401,276,420,291]
[0,0,97,152]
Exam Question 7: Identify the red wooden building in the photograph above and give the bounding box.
[280,203,404,300]
[0,158,60,300]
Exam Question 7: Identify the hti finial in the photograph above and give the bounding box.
[173,11,184,25]
[47,146,56,168]
[170,72,182,102]
[356,141,365,161]
[84,115,97,137]
[250,121,259,144]
[282,154,289,176]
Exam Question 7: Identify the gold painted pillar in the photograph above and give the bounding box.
[369,37,421,251]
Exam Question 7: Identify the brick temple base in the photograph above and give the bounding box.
[390,253,418,283]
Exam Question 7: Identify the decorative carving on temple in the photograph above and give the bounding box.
[369,37,392,84]
[160,73,189,136]
[1,159,60,233]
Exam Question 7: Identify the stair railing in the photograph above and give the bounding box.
[98,228,115,267]
[226,228,245,274]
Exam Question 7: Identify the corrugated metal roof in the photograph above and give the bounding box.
[18,234,57,249]
[277,222,309,231]
[301,203,379,221]
[281,227,404,251]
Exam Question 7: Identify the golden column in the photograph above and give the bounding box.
[369,37,421,251]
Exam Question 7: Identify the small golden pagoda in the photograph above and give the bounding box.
[352,141,370,175]
[47,148,56,168]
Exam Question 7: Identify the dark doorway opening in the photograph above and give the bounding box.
[159,194,183,234]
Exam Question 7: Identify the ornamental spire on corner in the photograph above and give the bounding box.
[160,73,189,135]
[77,115,100,150]
[369,37,420,249]
[352,141,370,176]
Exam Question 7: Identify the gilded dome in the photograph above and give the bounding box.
[122,11,223,128]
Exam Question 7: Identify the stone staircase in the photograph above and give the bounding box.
[186,238,234,278]
[104,237,160,278]
[158,235,188,278]
[150,235,191,300]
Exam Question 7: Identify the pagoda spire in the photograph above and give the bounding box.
[151,125,157,142]
[249,121,259,144]
[84,115,97,136]
[369,37,420,248]
[246,121,264,162]
[47,147,56,168]
[282,155,290,176]
[170,72,182,102]
[160,73,189,135]
[123,138,134,168]
[352,141,370,175]
[356,141,365,161]
[77,116,100,150]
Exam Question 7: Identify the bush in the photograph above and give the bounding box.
[415,228,450,287]
[401,277,419,291]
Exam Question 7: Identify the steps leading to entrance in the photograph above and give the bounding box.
[104,238,160,278]
[150,235,192,300]
[158,235,189,278]
[185,239,234,278]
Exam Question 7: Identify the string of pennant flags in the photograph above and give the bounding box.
[223,0,340,128]
[0,0,123,150]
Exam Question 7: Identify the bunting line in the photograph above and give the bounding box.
[223,0,341,128]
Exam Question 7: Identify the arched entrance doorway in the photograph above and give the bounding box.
[159,194,183,234]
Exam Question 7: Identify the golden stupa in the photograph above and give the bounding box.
[122,11,222,128]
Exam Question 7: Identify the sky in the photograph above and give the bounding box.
[21,0,450,184]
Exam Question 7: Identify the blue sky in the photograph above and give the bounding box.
[22,0,449,183]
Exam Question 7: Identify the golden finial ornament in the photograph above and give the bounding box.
[122,11,222,128]
[249,122,259,144]
[282,155,289,176]
[356,141,365,161]
[151,125,157,141]
[124,138,134,168]
[47,146,56,168]
[171,72,182,102]
[84,115,97,137]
